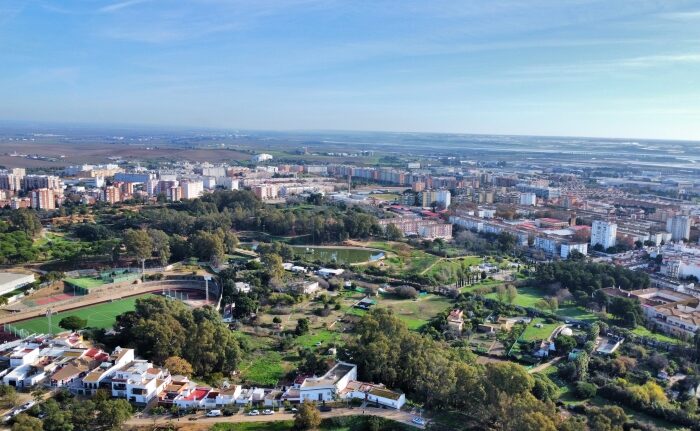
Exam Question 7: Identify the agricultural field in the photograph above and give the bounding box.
[365,241,441,274]
[423,255,483,278]
[10,294,155,335]
[372,292,453,330]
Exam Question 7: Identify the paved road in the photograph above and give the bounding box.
[126,406,423,429]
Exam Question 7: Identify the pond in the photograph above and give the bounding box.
[291,246,384,264]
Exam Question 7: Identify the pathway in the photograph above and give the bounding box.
[125,406,423,429]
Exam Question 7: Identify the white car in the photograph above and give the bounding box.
[206,410,222,417]
[412,417,426,426]
[262,409,273,415]
[248,410,260,416]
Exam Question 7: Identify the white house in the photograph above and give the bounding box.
[317,268,345,278]
[111,360,170,405]
[299,362,357,402]
[0,272,35,296]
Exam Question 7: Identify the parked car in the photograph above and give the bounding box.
[248,410,260,416]
[262,409,273,415]
[412,417,427,426]
[206,410,222,417]
[291,407,298,413]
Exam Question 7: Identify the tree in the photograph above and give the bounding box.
[575,381,597,399]
[11,414,43,431]
[0,384,19,408]
[42,398,74,431]
[10,209,42,237]
[385,224,403,240]
[148,229,171,266]
[294,401,321,430]
[556,335,577,355]
[123,229,153,277]
[536,297,558,313]
[190,231,225,265]
[95,398,132,430]
[164,356,194,377]
[296,318,309,335]
[394,285,418,299]
[58,316,87,332]
[261,253,285,281]
[506,285,518,304]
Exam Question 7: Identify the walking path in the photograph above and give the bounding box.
[125,406,423,429]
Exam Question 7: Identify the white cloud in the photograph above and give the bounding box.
[99,0,151,13]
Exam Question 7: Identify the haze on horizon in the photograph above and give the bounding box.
[1,0,700,141]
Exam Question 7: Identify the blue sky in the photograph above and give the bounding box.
[1,0,700,139]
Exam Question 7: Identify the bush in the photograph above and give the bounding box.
[395,285,418,299]
[575,381,597,399]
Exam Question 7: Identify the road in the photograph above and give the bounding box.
[125,406,423,429]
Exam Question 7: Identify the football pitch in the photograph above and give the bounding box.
[9,294,154,335]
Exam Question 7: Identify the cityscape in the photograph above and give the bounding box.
[2,1,700,431]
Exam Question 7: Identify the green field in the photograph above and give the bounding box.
[11,294,154,335]
[378,293,453,330]
[64,277,107,290]
[238,350,287,387]
[295,328,342,348]
[424,256,483,278]
[486,286,598,323]
[291,246,382,264]
[632,326,685,345]
[520,318,559,342]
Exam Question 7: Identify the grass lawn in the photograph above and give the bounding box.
[11,294,154,335]
[237,350,287,387]
[378,293,453,330]
[294,328,342,349]
[632,326,685,345]
[486,286,599,323]
[520,318,559,342]
[364,241,440,274]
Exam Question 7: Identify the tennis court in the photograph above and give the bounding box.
[10,294,154,335]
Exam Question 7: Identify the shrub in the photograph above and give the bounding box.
[575,381,597,399]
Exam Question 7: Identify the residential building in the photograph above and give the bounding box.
[591,220,617,249]
[30,188,57,210]
[667,215,691,242]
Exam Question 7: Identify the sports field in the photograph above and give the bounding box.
[9,294,154,335]
[64,277,106,290]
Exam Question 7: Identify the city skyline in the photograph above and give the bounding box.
[1,0,700,140]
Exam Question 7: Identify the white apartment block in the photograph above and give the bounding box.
[667,215,691,242]
[591,220,617,249]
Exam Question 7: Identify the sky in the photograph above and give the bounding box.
[1,0,700,140]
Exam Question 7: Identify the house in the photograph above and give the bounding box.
[234,282,252,294]
[341,381,406,409]
[82,347,134,395]
[317,268,345,278]
[236,387,265,405]
[447,309,464,333]
[174,386,211,409]
[596,335,624,355]
[215,385,243,406]
[290,281,320,295]
[111,360,171,404]
[354,297,375,310]
[299,362,357,402]
[534,340,556,358]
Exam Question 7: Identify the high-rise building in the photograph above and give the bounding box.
[181,180,204,200]
[30,188,56,210]
[667,215,691,241]
[419,189,451,209]
[590,220,617,249]
[103,186,122,204]
[168,186,182,202]
[519,192,537,206]
[22,175,62,191]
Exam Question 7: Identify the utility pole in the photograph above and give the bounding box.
[46,308,53,335]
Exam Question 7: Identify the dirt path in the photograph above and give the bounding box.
[125,406,422,430]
